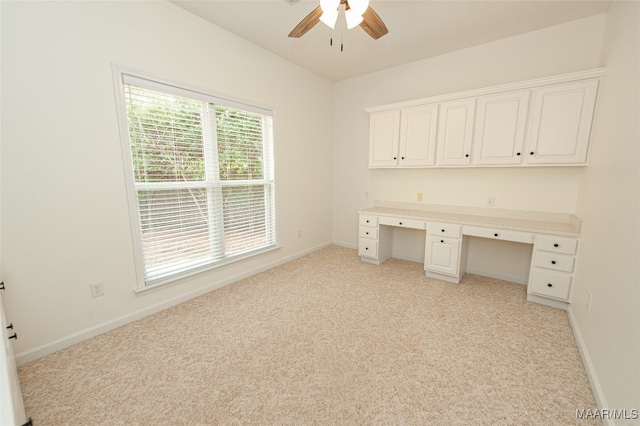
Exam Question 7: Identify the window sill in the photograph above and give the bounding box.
[132,244,282,295]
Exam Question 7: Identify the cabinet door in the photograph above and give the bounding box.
[369,110,401,167]
[436,98,475,166]
[425,235,460,276]
[526,79,598,165]
[399,104,438,166]
[473,90,530,165]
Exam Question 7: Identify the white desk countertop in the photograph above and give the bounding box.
[359,203,582,237]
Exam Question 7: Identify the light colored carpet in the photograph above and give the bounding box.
[18,246,598,425]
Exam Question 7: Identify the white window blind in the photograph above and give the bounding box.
[119,73,276,287]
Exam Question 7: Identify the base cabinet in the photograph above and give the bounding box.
[358,214,380,262]
[425,235,461,276]
[358,209,580,310]
[424,222,465,283]
[527,235,579,306]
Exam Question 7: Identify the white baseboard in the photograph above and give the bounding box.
[526,293,568,310]
[15,242,333,366]
[387,253,424,264]
[465,268,528,285]
[567,306,612,425]
[331,241,357,250]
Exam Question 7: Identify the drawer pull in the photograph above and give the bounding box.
[399,222,403,225]
[554,243,559,247]
[441,229,445,232]
[365,232,369,235]
[551,260,557,265]
[440,240,444,243]
[6,323,13,330]
[366,220,370,223]
[547,283,553,287]
[8,333,17,340]
[494,233,498,237]
[365,247,369,250]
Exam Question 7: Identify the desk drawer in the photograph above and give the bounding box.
[529,269,572,300]
[358,238,378,259]
[427,222,461,238]
[463,226,534,244]
[535,235,578,255]
[378,216,425,230]
[533,251,575,273]
[359,215,378,227]
[359,227,378,239]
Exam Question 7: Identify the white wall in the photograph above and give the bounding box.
[332,14,607,270]
[572,1,640,418]
[0,1,333,360]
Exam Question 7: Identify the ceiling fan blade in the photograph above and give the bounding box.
[288,5,323,38]
[360,6,389,40]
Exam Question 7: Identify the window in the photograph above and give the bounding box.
[116,72,276,288]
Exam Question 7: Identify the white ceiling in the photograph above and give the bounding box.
[170,0,611,82]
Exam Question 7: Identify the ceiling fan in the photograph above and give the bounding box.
[288,0,389,40]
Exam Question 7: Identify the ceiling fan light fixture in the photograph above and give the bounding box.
[319,9,339,29]
[319,0,340,13]
[345,9,364,29]
[347,0,369,16]
[288,0,388,40]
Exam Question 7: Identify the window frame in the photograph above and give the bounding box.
[112,65,278,291]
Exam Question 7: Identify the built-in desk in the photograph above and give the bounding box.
[358,203,582,310]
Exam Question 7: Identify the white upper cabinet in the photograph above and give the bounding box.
[399,104,438,167]
[369,110,400,167]
[369,106,438,168]
[473,90,530,165]
[436,98,476,166]
[366,69,602,169]
[526,80,599,165]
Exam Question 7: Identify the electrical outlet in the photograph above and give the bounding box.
[417,193,423,202]
[90,281,105,298]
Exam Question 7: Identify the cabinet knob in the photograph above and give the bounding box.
[553,243,559,247]
[494,233,498,237]
[401,157,405,160]
[516,152,521,156]
[441,229,445,232]
[365,232,369,235]
[365,247,369,250]
[547,283,553,287]
[393,157,397,160]
[530,152,535,155]
[366,220,369,223]
[441,240,444,243]
[551,260,557,265]
[465,154,469,158]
